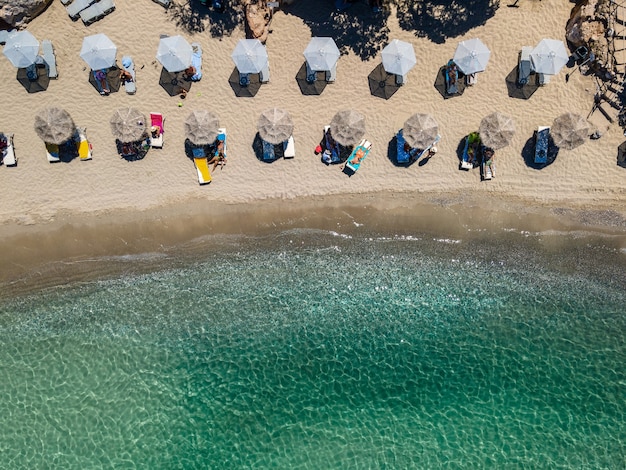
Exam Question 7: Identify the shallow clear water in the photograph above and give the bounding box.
[1,229,625,468]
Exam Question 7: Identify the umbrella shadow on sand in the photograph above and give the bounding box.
[228,68,262,97]
[521,134,559,169]
[434,65,465,99]
[295,62,328,96]
[88,66,121,95]
[368,63,400,100]
[252,132,286,162]
[17,66,49,93]
[159,68,192,97]
[505,67,540,100]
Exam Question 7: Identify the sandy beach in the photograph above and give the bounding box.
[1,0,625,288]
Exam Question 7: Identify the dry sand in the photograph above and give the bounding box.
[0,0,625,286]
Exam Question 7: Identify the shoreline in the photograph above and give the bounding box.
[2,190,625,299]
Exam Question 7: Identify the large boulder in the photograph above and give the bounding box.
[0,0,53,28]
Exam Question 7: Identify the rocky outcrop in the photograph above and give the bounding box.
[0,0,53,28]
[244,0,271,44]
[566,0,614,74]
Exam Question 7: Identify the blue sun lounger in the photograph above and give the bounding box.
[445,60,459,95]
[344,139,372,173]
[535,126,550,164]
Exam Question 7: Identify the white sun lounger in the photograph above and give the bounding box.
[2,134,16,167]
[42,40,58,79]
[67,0,96,19]
[80,0,116,25]
[46,142,60,163]
[283,135,295,158]
[61,0,73,5]
[152,0,171,7]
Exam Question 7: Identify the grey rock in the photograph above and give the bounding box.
[0,0,53,27]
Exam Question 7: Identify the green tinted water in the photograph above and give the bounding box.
[0,231,625,468]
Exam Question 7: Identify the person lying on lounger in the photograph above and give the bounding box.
[207,139,226,170]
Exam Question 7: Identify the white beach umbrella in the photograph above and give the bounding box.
[453,38,491,75]
[3,30,39,68]
[530,39,569,75]
[303,37,340,72]
[381,39,416,77]
[231,39,269,74]
[156,35,193,73]
[330,109,366,147]
[80,33,117,70]
[258,108,294,145]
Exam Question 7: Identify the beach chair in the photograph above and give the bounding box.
[395,73,407,86]
[518,46,532,85]
[445,60,459,95]
[46,142,60,163]
[152,0,171,7]
[396,129,412,164]
[305,61,317,83]
[239,72,250,87]
[190,43,203,81]
[322,125,343,164]
[80,0,116,25]
[262,140,276,161]
[415,134,441,161]
[283,135,295,158]
[41,40,58,79]
[466,73,477,86]
[344,139,372,173]
[150,113,164,148]
[481,147,495,181]
[121,56,136,94]
[538,73,550,86]
[192,147,212,185]
[535,126,550,164]
[76,128,92,161]
[260,63,270,83]
[326,63,337,82]
[67,0,96,19]
[1,134,16,167]
[461,132,480,170]
[61,0,73,5]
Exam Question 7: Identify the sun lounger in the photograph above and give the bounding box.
[262,140,276,161]
[445,60,459,95]
[518,46,532,85]
[461,132,480,170]
[0,30,10,45]
[152,0,171,7]
[306,61,317,83]
[61,0,73,5]
[396,129,412,164]
[259,63,270,83]
[190,43,203,81]
[283,135,295,158]
[121,56,136,94]
[535,126,550,164]
[46,142,60,163]
[76,128,92,161]
[321,125,343,164]
[67,0,96,19]
[93,69,111,95]
[192,147,212,185]
[466,73,477,86]
[481,149,495,181]
[150,112,164,149]
[344,139,372,173]
[538,72,550,86]
[326,63,337,82]
[80,0,116,25]
[395,73,406,86]
[1,134,16,167]
[41,40,58,79]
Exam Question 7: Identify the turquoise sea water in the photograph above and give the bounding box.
[0,228,625,468]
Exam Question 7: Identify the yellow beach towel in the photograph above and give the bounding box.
[194,157,212,184]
